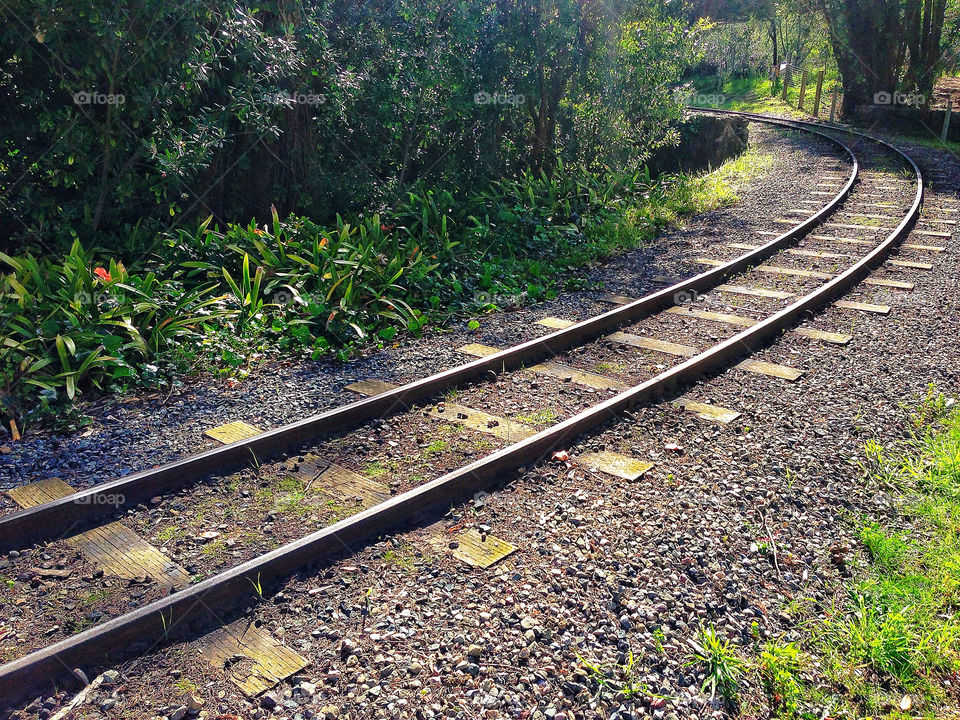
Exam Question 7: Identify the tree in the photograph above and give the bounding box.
[809,0,949,112]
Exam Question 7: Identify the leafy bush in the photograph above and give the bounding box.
[1,141,760,426]
[1,0,698,255]
[0,242,232,420]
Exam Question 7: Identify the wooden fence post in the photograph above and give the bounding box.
[943,98,953,143]
[797,69,808,110]
[812,71,825,117]
[829,88,838,123]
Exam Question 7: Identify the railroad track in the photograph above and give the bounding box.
[1,110,953,707]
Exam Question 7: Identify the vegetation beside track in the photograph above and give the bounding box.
[685,389,960,718]
[0,147,771,431]
[690,74,960,159]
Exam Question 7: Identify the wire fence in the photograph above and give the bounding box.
[775,63,844,121]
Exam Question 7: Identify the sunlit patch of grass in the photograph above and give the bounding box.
[690,147,777,213]
[422,439,449,455]
[692,74,835,120]
[154,527,183,545]
[469,436,494,452]
[573,146,775,264]
[791,387,960,716]
[174,678,199,694]
[200,538,229,561]
[382,543,417,571]
[512,408,559,426]
[758,639,804,717]
[363,460,398,479]
[593,360,625,373]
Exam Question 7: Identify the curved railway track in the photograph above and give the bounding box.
[0,111,943,705]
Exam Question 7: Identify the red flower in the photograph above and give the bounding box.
[93,267,111,283]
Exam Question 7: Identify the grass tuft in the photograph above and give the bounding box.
[687,625,747,703]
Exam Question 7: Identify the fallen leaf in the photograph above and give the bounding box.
[0,445,10,454]
[899,695,912,712]
[552,450,570,462]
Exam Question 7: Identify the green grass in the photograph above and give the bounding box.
[512,408,559,426]
[692,146,776,209]
[200,538,229,561]
[381,545,417,571]
[577,650,650,700]
[690,73,845,121]
[363,460,397,479]
[901,134,960,158]
[593,360,625,373]
[174,678,199,694]
[781,389,960,717]
[686,625,747,704]
[693,73,960,161]
[530,144,776,277]
[698,389,960,718]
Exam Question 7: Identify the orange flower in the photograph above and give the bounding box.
[93,267,111,282]
[319,237,329,248]
[253,228,264,237]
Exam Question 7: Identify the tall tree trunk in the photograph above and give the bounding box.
[769,17,778,72]
[905,0,947,101]
[815,0,948,116]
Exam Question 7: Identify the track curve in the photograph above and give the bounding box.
[0,112,925,704]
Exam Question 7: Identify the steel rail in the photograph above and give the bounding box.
[0,114,858,553]
[0,114,924,704]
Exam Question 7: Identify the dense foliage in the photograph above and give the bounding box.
[0,0,719,426]
[0,0,697,253]
[1,155,761,426]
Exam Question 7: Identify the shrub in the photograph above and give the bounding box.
[0,242,232,421]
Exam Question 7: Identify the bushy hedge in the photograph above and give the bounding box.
[0,165,720,426]
[0,0,698,254]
